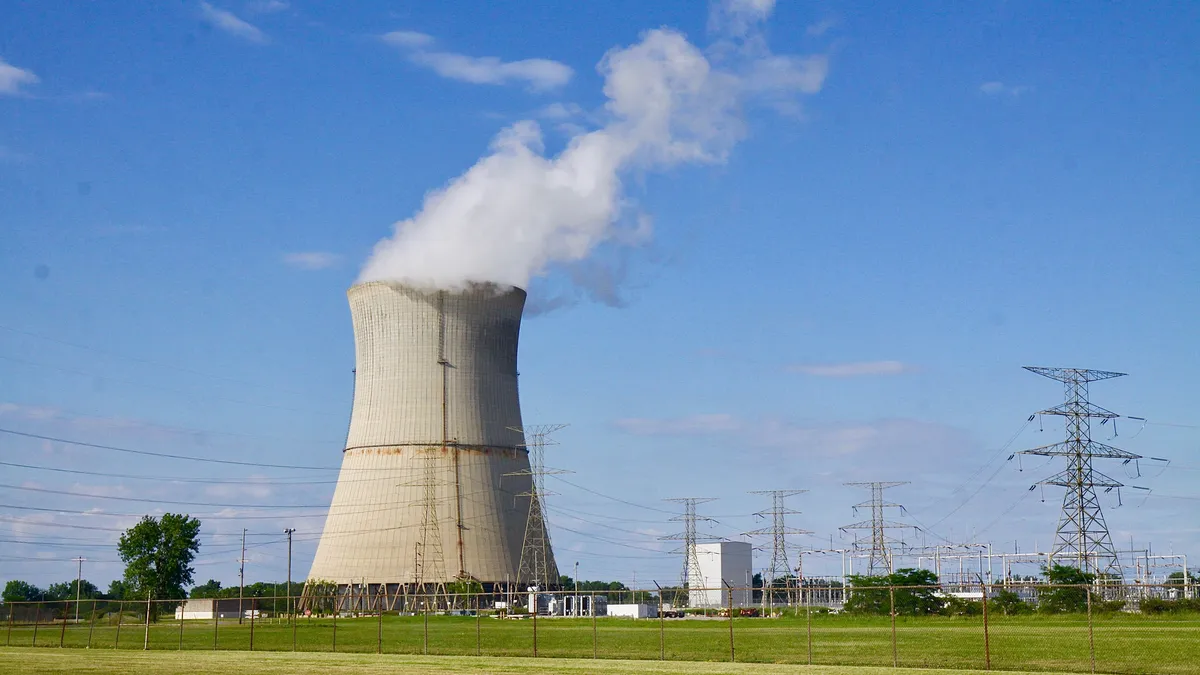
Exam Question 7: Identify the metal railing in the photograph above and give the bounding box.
[2,583,1199,674]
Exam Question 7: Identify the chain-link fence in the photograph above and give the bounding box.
[3,584,1198,674]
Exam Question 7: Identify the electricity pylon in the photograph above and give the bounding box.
[746,490,811,609]
[1017,366,1140,577]
[840,482,914,575]
[661,497,721,605]
[506,424,568,592]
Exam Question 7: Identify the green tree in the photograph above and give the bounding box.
[1038,564,1095,613]
[44,580,100,601]
[990,588,1031,615]
[117,513,201,603]
[845,568,941,615]
[189,579,223,598]
[2,580,42,602]
[106,579,129,600]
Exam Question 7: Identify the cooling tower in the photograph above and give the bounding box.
[307,281,556,598]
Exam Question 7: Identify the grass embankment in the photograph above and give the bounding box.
[4,613,1199,674]
[0,647,1044,675]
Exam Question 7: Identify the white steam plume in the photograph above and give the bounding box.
[359,2,825,291]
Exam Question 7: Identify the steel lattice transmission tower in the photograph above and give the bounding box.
[661,497,721,599]
[506,424,568,590]
[1016,366,1140,577]
[746,490,811,608]
[840,482,913,576]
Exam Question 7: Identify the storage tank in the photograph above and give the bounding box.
[306,281,557,604]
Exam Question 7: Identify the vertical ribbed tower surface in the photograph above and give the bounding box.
[307,281,554,589]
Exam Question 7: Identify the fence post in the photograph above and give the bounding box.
[591,591,597,660]
[980,579,991,670]
[249,598,255,651]
[178,602,185,650]
[6,603,13,646]
[1086,584,1096,674]
[332,597,337,652]
[531,594,538,658]
[422,593,428,656]
[87,600,97,649]
[888,585,898,668]
[376,595,383,655]
[32,602,41,647]
[212,599,218,651]
[143,592,151,651]
[115,601,123,648]
[657,588,665,660]
[60,601,69,647]
[805,584,813,665]
[726,582,735,663]
[291,593,297,652]
[475,592,482,657]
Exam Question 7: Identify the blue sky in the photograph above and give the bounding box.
[1,0,1198,591]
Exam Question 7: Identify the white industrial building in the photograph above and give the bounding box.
[307,282,555,609]
[607,603,657,619]
[174,599,243,620]
[690,541,754,608]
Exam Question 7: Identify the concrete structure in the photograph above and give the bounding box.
[307,282,554,607]
[691,541,753,608]
[174,599,243,620]
[607,603,657,619]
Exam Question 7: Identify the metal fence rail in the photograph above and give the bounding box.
[2,583,1199,674]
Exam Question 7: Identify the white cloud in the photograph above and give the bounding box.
[979,81,1031,97]
[200,2,268,44]
[537,102,585,121]
[0,57,39,96]
[282,251,342,270]
[383,31,572,91]
[786,360,915,377]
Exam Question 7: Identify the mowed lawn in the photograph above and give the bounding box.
[4,613,1199,675]
[0,648,1041,675]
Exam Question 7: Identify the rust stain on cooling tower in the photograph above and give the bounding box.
[307,281,556,589]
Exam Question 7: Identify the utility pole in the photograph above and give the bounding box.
[661,497,721,608]
[72,557,86,623]
[238,528,247,625]
[574,561,580,617]
[284,528,295,623]
[1016,366,1141,577]
[505,424,569,595]
[840,482,914,576]
[746,490,811,609]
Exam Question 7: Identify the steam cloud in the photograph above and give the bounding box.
[359,0,827,292]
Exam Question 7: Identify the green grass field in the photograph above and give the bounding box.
[0,648,1036,675]
[4,613,1198,675]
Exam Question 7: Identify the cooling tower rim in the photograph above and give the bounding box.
[348,280,527,298]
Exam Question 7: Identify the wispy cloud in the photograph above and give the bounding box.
[0,144,31,163]
[382,31,572,91]
[615,413,967,459]
[282,251,342,270]
[200,2,268,44]
[786,360,915,377]
[806,18,839,36]
[979,81,1031,97]
[246,0,288,13]
[0,57,39,97]
[708,0,830,116]
[614,414,743,436]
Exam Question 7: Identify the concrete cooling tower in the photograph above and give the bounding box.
[307,281,557,605]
